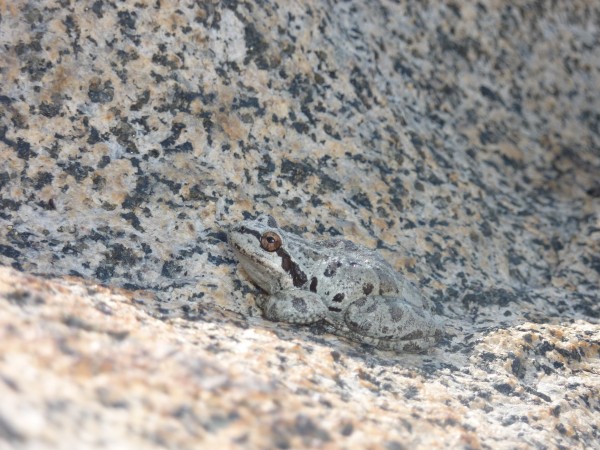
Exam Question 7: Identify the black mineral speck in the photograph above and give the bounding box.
[349,66,375,108]
[0,244,21,259]
[555,423,568,435]
[120,212,143,231]
[39,100,61,117]
[0,172,10,190]
[95,265,114,281]
[351,191,372,209]
[33,171,53,189]
[293,414,331,444]
[87,127,103,145]
[462,288,519,308]
[15,138,35,160]
[107,243,138,266]
[91,0,104,17]
[117,10,136,30]
[384,441,405,450]
[161,260,182,278]
[244,23,269,69]
[130,90,150,111]
[88,79,114,104]
[586,185,600,197]
[510,356,526,379]
[480,220,493,237]
[62,161,94,182]
[111,121,138,154]
[280,159,313,184]
[404,385,419,399]
[292,122,309,134]
[480,85,503,103]
[493,383,514,395]
[340,422,353,436]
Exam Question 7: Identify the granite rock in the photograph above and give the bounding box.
[0,0,599,448]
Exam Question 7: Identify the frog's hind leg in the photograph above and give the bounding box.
[258,289,327,324]
[343,296,440,342]
[321,322,438,353]
[374,334,440,353]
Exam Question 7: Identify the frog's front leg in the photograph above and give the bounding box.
[344,296,441,341]
[257,290,328,324]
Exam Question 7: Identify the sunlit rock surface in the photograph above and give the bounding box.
[0,1,598,448]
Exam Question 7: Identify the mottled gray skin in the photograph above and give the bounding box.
[228,215,443,352]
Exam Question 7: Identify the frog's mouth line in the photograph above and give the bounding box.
[229,226,263,261]
[230,241,260,263]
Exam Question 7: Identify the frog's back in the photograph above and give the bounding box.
[321,240,429,311]
[313,242,398,294]
[320,239,397,273]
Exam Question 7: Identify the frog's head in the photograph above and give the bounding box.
[228,214,298,293]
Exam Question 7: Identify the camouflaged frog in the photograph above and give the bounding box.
[228,214,443,352]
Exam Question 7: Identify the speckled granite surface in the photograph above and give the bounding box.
[0,0,599,448]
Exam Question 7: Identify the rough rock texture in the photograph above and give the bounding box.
[0,0,599,448]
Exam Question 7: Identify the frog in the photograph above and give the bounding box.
[228,214,443,352]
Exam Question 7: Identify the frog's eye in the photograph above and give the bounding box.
[260,231,282,252]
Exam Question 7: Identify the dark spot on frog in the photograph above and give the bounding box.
[310,277,318,293]
[375,267,398,295]
[389,304,404,321]
[328,306,342,312]
[353,297,368,308]
[292,297,307,313]
[362,283,374,295]
[401,342,422,352]
[364,301,378,314]
[332,293,345,303]
[401,329,424,340]
[324,260,342,277]
[346,316,371,333]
